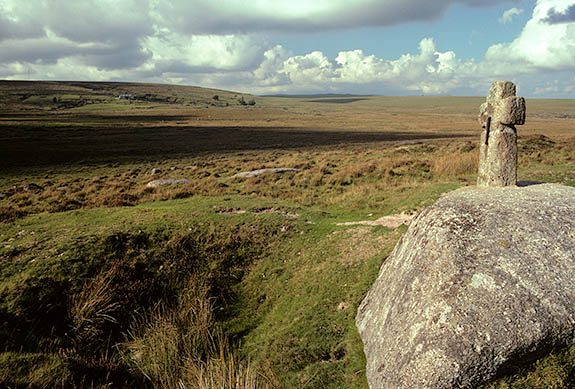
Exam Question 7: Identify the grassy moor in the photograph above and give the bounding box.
[1,81,574,388]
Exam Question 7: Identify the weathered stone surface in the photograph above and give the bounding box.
[232,168,300,178]
[146,179,191,188]
[495,96,526,126]
[357,184,575,389]
[477,81,526,187]
[486,80,516,105]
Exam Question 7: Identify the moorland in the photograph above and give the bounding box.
[0,80,574,388]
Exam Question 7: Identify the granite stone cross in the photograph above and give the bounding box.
[478,81,526,187]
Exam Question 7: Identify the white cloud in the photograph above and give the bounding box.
[499,8,524,24]
[533,81,560,95]
[144,33,270,73]
[209,38,479,95]
[486,0,575,71]
[0,0,573,98]
[150,0,516,34]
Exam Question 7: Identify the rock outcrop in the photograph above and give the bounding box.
[357,183,575,388]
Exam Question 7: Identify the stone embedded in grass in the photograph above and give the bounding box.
[149,168,162,175]
[215,207,246,215]
[232,168,301,178]
[146,179,191,188]
[477,81,526,187]
[336,211,417,229]
[23,183,43,192]
[357,183,575,388]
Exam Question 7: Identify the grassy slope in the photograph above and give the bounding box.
[1,81,574,388]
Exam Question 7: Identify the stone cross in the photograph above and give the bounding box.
[478,81,526,187]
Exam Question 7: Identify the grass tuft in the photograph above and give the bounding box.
[124,278,277,388]
[68,265,122,352]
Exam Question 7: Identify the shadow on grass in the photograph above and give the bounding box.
[0,121,470,168]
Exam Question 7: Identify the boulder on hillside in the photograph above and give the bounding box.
[232,168,300,178]
[146,179,191,188]
[356,183,575,388]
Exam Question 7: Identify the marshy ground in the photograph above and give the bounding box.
[1,81,574,388]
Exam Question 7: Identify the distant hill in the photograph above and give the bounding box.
[262,93,374,98]
[0,80,254,112]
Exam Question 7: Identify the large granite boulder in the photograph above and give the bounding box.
[356,183,575,388]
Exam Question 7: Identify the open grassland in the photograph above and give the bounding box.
[0,81,574,388]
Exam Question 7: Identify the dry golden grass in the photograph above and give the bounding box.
[125,279,278,388]
[68,265,121,351]
[3,133,574,222]
[432,151,479,177]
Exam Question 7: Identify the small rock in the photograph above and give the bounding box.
[233,168,301,178]
[337,302,350,311]
[23,183,43,192]
[215,207,246,215]
[336,212,416,229]
[395,140,423,147]
[170,167,178,171]
[146,179,191,188]
[149,168,162,175]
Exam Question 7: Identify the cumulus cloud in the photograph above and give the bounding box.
[499,8,524,24]
[0,0,573,97]
[486,0,575,71]
[0,0,153,70]
[144,33,270,74]
[205,38,481,96]
[542,4,575,23]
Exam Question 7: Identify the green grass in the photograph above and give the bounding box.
[0,188,426,387]
[480,345,575,389]
[1,81,574,388]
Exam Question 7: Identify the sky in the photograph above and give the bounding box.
[0,0,574,97]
